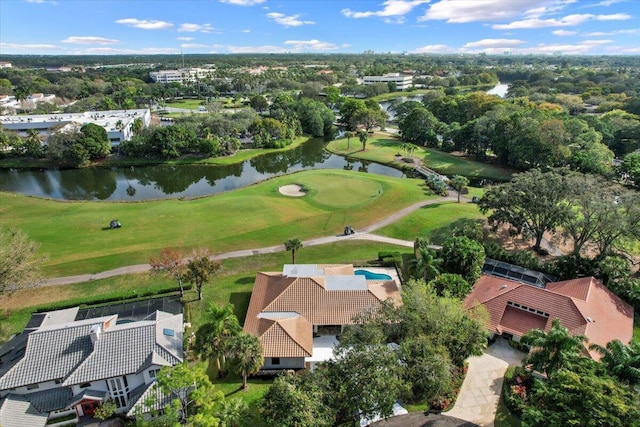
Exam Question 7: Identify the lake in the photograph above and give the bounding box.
[0,139,404,201]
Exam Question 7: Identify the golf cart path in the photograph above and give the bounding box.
[40,191,560,287]
[41,194,459,287]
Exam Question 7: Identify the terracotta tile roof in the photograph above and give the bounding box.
[465,275,634,360]
[244,265,401,359]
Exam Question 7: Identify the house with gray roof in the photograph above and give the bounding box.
[0,307,182,426]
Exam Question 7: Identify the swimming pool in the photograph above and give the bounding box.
[355,269,392,280]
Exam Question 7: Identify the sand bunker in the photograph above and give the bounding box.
[279,184,306,197]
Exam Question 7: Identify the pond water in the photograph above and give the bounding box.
[485,83,510,98]
[0,139,404,201]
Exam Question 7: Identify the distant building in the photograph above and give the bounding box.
[22,93,56,110]
[0,109,151,146]
[0,62,12,69]
[363,73,413,90]
[149,67,215,84]
[0,95,20,111]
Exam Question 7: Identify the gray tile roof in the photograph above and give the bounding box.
[126,381,190,418]
[0,311,182,391]
[63,314,183,386]
[65,389,109,408]
[0,394,48,427]
[0,323,94,389]
[24,387,73,413]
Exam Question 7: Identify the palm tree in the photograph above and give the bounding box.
[216,399,250,427]
[590,339,640,386]
[450,175,469,203]
[24,128,42,157]
[409,247,441,282]
[521,318,588,377]
[284,238,303,264]
[345,131,353,149]
[194,303,241,378]
[358,130,368,151]
[226,332,263,389]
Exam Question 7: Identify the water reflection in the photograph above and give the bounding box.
[0,140,404,201]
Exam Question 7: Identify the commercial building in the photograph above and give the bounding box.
[0,109,151,146]
[362,73,413,90]
[149,67,215,84]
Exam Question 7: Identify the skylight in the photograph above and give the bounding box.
[162,328,175,337]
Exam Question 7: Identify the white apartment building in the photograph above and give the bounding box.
[0,62,12,69]
[0,109,151,146]
[0,95,20,111]
[149,67,215,84]
[362,73,414,91]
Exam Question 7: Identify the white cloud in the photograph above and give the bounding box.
[552,29,577,36]
[178,23,214,33]
[72,47,180,55]
[597,13,631,20]
[61,36,119,45]
[594,0,626,6]
[414,44,452,53]
[25,0,58,4]
[241,29,251,33]
[177,36,195,41]
[492,12,630,29]
[580,39,614,45]
[582,28,639,36]
[463,38,526,48]
[115,18,173,30]
[0,42,59,50]
[342,0,430,19]
[219,0,265,5]
[284,39,339,51]
[223,45,288,53]
[181,43,209,49]
[384,17,406,24]
[266,12,314,27]
[419,0,563,23]
[492,14,593,29]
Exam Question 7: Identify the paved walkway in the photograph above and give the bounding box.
[371,413,478,427]
[41,194,459,287]
[444,339,525,427]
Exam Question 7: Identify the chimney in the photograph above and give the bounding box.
[90,324,101,345]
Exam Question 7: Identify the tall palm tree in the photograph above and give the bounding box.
[24,128,42,157]
[194,303,241,378]
[358,130,368,151]
[521,318,588,377]
[409,247,441,282]
[284,238,303,264]
[226,332,263,389]
[590,339,640,386]
[345,131,353,149]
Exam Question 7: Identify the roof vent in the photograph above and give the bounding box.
[586,317,594,322]
[500,285,508,289]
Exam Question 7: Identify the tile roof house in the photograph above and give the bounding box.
[243,264,402,370]
[464,275,634,360]
[0,307,182,427]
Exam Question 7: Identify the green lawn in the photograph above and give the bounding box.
[0,169,429,276]
[164,99,204,110]
[326,135,515,181]
[376,201,486,244]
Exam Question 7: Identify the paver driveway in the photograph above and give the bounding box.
[445,339,525,427]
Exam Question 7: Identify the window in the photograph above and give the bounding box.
[27,383,39,390]
[55,379,63,384]
[271,357,281,366]
[163,328,175,337]
[108,376,130,408]
[80,382,91,389]
[149,369,160,379]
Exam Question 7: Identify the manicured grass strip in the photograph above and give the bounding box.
[164,99,204,110]
[375,201,486,244]
[0,241,412,335]
[326,136,515,181]
[0,170,427,276]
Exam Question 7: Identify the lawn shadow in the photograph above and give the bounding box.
[234,276,255,285]
[427,217,485,245]
[229,291,252,323]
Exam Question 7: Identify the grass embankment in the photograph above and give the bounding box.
[101,136,312,167]
[0,169,430,276]
[326,135,515,182]
[376,201,485,244]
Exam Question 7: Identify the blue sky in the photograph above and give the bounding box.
[1,0,638,55]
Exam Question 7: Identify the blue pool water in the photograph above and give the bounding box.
[355,269,392,280]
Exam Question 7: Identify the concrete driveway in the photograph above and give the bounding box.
[371,412,478,427]
[444,339,525,427]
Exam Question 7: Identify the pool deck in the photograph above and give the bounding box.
[362,266,402,288]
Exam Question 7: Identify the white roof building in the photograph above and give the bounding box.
[149,67,215,84]
[0,109,151,146]
[362,73,413,91]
